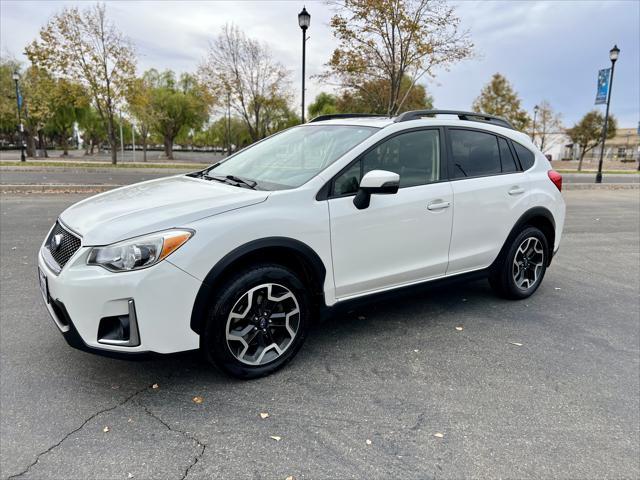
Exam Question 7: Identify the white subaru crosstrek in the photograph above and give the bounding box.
[38,110,565,378]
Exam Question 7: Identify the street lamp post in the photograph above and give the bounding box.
[532,104,539,146]
[298,6,310,124]
[12,72,26,162]
[595,44,620,184]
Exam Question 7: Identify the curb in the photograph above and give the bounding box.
[1,184,120,194]
[1,183,638,194]
[563,183,639,191]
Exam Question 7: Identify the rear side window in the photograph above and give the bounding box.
[449,129,501,178]
[512,142,536,170]
[498,137,519,173]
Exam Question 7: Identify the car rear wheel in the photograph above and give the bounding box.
[489,226,549,299]
[202,264,309,379]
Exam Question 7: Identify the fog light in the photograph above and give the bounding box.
[97,300,140,347]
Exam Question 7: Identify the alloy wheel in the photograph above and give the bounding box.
[225,283,300,366]
[512,237,545,290]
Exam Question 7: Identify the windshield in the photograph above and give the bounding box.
[206,125,378,190]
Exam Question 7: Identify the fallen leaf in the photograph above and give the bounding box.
[103,426,110,433]
[455,325,464,331]
[510,342,523,347]
[433,432,444,438]
[259,412,270,419]
[152,383,159,389]
[365,439,372,445]
[192,396,204,404]
[270,435,282,441]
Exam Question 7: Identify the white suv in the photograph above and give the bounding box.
[38,110,565,378]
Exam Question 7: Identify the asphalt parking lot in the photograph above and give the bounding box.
[1,190,639,479]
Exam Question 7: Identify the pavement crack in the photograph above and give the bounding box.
[138,403,207,480]
[7,384,152,480]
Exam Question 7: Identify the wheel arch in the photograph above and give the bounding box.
[190,237,327,335]
[492,207,556,269]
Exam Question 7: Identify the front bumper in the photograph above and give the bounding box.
[38,247,202,355]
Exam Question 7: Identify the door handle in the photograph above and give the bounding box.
[427,200,451,211]
[508,186,525,196]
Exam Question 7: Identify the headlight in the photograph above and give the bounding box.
[87,229,194,272]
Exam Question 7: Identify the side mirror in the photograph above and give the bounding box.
[353,170,400,210]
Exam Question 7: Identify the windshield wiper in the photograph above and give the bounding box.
[207,174,258,190]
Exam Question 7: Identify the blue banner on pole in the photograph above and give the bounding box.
[595,68,610,105]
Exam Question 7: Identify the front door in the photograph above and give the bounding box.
[327,128,454,299]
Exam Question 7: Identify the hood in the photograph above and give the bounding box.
[60,175,269,245]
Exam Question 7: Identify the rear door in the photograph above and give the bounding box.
[327,128,454,299]
[446,128,531,275]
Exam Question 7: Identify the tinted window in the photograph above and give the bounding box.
[333,162,361,196]
[332,129,440,195]
[512,142,535,170]
[498,137,519,173]
[449,129,501,178]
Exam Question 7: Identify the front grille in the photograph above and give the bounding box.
[44,221,82,272]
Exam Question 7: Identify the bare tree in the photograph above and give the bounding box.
[321,0,472,116]
[26,3,136,164]
[533,100,563,153]
[199,24,292,142]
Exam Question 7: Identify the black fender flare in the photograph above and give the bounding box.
[190,237,327,335]
[491,206,557,270]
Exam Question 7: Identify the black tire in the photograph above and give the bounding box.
[201,264,310,379]
[489,226,549,299]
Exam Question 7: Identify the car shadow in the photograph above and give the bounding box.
[99,278,497,381]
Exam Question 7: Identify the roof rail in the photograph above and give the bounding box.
[308,113,390,123]
[394,110,515,130]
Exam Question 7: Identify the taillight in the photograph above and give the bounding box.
[548,170,562,192]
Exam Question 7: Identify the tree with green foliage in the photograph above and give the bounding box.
[310,76,432,119]
[308,93,339,119]
[126,71,158,161]
[44,79,90,156]
[322,0,472,116]
[26,3,137,164]
[0,58,21,144]
[77,106,107,155]
[472,73,530,131]
[144,70,210,159]
[566,110,617,171]
[21,66,57,157]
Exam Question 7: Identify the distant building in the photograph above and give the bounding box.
[562,127,639,164]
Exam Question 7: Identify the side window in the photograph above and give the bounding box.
[449,129,501,179]
[512,142,536,170]
[498,137,519,173]
[333,162,361,196]
[331,129,440,196]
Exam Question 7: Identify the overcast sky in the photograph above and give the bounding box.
[1,0,638,127]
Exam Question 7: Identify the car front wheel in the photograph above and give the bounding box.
[489,226,549,299]
[202,264,309,379]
